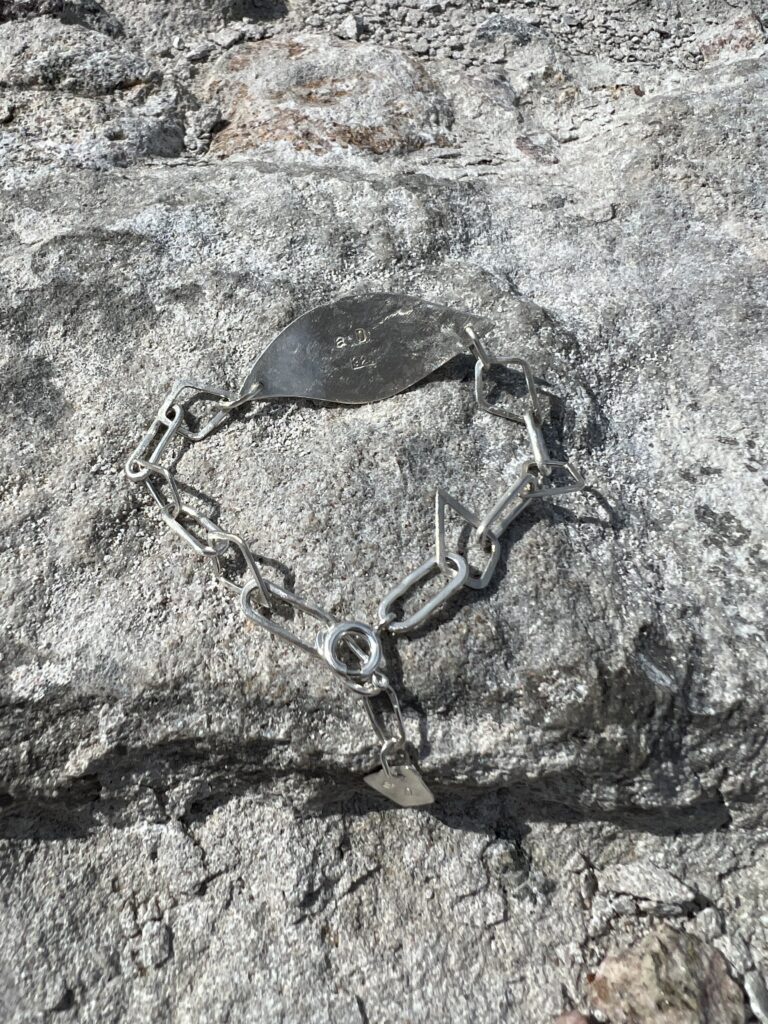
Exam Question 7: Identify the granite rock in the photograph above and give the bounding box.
[589,925,746,1023]
[202,35,454,156]
[0,1,767,1022]
[0,17,156,95]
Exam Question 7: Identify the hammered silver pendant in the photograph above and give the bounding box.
[241,292,495,405]
[364,765,435,808]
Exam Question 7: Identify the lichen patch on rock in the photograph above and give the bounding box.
[202,36,454,156]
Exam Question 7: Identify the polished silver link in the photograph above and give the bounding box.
[435,486,501,590]
[475,355,542,425]
[464,323,493,369]
[363,677,411,773]
[376,611,397,633]
[241,577,334,655]
[462,532,501,591]
[125,402,184,482]
[524,409,551,478]
[379,552,469,635]
[475,469,536,540]
[522,458,586,497]
[158,380,236,442]
[143,462,183,517]
[208,529,271,608]
[337,669,391,700]
[162,504,228,561]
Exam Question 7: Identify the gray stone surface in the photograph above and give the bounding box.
[1,1,767,1022]
[590,925,746,1023]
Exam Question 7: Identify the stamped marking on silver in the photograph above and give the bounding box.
[242,292,496,405]
[364,765,435,807]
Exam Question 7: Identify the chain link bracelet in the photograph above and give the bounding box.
[124,293,585,807]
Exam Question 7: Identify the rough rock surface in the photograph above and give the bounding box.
[1,1,767,1022]
[590,925,746,1023]
[203,37,454,156]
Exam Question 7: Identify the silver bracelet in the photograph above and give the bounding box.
[124,293,585,808]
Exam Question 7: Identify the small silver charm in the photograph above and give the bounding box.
[241,292,495,405]
[364,765,435,808]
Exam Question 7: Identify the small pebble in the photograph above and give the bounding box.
[335,13,364,41]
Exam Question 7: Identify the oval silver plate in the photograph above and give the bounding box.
[241,292,495,405]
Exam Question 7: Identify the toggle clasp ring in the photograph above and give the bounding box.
[320,621,383,679]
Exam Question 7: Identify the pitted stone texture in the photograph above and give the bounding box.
[2,61,766,820]
[0,17,156,95]
[1,2,767,1023]
[203,36,454,156]
[0,17,187,168]
[589,925,746,1023]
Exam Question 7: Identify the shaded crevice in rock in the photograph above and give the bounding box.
[0,0,125,38]
[0,730,736,842]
